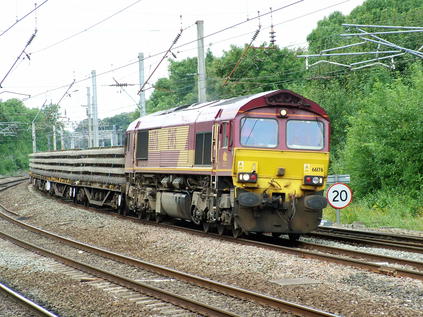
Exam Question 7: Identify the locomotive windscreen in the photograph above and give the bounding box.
[240,118,278,148]
[286,120,324,150]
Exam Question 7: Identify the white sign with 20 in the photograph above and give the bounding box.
[326,183,353,209]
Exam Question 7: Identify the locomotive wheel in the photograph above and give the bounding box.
[203,222,210,233]
[156,214,164,224]
[272,232,282,238]
[191,207,202,225]
[217,224,225,236]
[232,227,242,239]
[288,233,300,241]
[138,209,146,220]
[120,205,128,216]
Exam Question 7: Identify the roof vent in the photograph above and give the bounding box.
[266,92,307,106]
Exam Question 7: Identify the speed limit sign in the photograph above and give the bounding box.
[327,183,353,209]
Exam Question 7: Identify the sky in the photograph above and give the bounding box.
[0,0,365,129]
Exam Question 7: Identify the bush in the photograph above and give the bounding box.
[323,189,423,230]
[338,64,423,198]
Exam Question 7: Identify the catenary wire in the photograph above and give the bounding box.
[22,1,309,100]
[30,0,145,54]
[24,0,362,102]
[0,0,48,38]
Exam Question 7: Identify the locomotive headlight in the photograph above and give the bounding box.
[279,109,288,118]
[304,175,323,186]
[238,172,258,183]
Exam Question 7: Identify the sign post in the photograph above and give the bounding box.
[326,183,353,224]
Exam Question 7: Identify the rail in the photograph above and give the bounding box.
[0,202,339,317]
[0,281,58,317]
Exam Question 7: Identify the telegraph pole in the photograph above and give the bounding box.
[32,122,36,153]
[138,52,146,116]
[31,100,47,153]
[112,125,117,146]
[60,127,64,150]
[86,87,92,147]
[91,70,99,147]
[196,20,207,103]
[52,125,57,151]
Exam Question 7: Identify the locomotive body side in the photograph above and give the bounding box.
[125,90,330,237]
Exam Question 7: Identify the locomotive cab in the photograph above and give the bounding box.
[225,91,330,236]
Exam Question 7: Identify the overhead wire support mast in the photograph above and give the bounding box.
[137,29,183,95]
[0,30,37,88]
[298,23,423,71]
[341,24,423,58]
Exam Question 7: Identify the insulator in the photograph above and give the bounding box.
[270,28,276,45]
[252,29,260,41]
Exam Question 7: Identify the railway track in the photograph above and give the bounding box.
[22,182,423,281]
[0,202,339,317]
[157,223,423,281]
[305,226,423,253]
[316,226,423,245]
[0,230,235,317]
[0,176,28,192]
[0,281,58,317]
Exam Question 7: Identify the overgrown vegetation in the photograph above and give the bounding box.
[0,100,61,175]
[1,0,422,228]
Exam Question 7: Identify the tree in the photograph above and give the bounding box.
[339,63,423,197]
[0,99,63,174]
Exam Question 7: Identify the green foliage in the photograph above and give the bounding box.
[100,112,137,131]
[147,56,201,112]
[307,11,347,54]
[0,99,61,175]
[323,189,423,230]
[339,64,423,197]
[210,44,305,98]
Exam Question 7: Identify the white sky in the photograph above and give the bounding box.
[0,0,364,127]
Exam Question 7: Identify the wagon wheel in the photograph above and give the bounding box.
[202,222,211,233]
[217,224,225,236]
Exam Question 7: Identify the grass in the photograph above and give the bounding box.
[323,192,423,231]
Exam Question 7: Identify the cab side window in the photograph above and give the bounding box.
[136,130,149,160]
[221,122,229,148]
[195,132,212,165]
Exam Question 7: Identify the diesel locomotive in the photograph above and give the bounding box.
[29,89,330,239]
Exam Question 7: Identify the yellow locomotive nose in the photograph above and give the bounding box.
[233,148,329,197]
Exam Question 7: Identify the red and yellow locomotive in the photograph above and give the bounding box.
[124,89,329,238]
